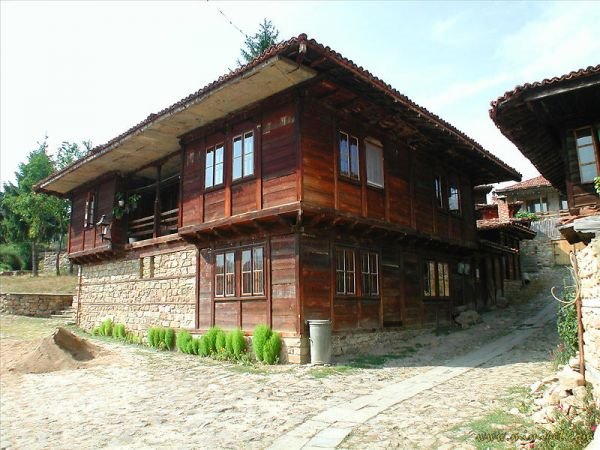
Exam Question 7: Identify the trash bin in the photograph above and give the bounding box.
[307,319,331,365]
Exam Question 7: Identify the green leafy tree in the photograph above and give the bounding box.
[2,140,67,275]
[238,18,280,65]
[54,141,89,171]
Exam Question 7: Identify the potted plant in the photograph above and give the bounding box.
[112,192,141,220]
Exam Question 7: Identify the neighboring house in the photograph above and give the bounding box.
[36,35,520,362]
[496,176,573,267]
[490,65,600,399]
[475,193,536,306]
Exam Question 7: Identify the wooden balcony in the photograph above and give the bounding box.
[128,208,179,242]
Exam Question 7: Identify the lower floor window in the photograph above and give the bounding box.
[336,248,356,295]
[336,247,380,297]
[215,245,264,297]
[424,260,450,298]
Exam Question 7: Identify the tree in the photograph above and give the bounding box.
[238,18,280,66]
[54,141,89,171]
[1,140,67,276]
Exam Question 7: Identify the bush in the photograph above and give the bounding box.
[199,336,210,357]
[215,329,227,354]
[205,327,222,355]
[125,332,141,345]
[164,328,175,350]
[157,328,166,348]
[225,333,233,356]
[262,332,281,365]
[230,328,246,359]
[185,340,195,355]
[113,324,126,339]
[147,327,175,350]
[0,243,27,271]
[147,328,157,347]
[100,319,113,337]
[192,338,201,355]
[252,324,271,362]
[92,326,101,336]
[557,289,578,361]
[176,331,192,353]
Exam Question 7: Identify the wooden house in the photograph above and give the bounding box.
[37,35,520,362]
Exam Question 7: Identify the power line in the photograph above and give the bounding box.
[206,0,249,39]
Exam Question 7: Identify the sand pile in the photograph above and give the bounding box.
[9,327,106,374]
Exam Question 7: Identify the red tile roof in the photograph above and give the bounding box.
[495,176,553,193]
[491,64,600,111]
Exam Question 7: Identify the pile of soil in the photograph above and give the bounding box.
[8,327,106,374]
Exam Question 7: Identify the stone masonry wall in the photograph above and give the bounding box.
[77,247,197,335]
[579,237,600,393]
[0,293,74,317]
[521,235,555,271]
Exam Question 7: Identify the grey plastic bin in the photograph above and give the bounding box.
[307,319,332,365]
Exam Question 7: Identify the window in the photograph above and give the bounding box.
[361,252,379,296]
[335,248,356,295]
[232,131,254,180]
[215,246,264,298]
[560,195,568,211]
[526,197,548,214]
[434,176,443,208]
[448,180,461,213]
[84,192,96,228]
[574,128,599,183]
[241,247,264,296]
[205,144,224,188]
[339,132,360,180]
[365,139,384,187]
[423,260,450,298]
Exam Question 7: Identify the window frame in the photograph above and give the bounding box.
[365,138,384,188]
[339,131,360,181]
[423,260,450,299]
[335,247,356,296]
[204,143,224,189]
[232,130,255,181]
[447,179,461,215]
[84,191,96,228]
[214,244,265,299]
[361,251,380,297]
[574,127,600,184]
[434,175,444,209]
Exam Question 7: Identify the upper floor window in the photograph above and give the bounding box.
[339,132,360,180]
[215,245,264,298]
[205,144,224,188]
[574,128,599,183]
[434,176,444,208]
[448,180,461,214]
[232,131,254,181]
[423,260,450,298]
[365,138,384,188]
[560,195,568,211]
[84,192,96,228]
[526,197,548,214]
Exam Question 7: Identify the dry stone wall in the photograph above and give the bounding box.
[0,293,74,317]
[77,247,197,334]
[579,237,600,393]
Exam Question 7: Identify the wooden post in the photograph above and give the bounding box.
[573,248,586,382]
[154,165,162,239]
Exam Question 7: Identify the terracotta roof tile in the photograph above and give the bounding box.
[495,176,553,193]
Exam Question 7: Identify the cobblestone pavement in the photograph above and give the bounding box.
[0,272,561,449]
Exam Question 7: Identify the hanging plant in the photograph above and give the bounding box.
[112,192,141,219]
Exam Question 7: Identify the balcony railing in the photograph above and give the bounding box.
[127,208,179,242]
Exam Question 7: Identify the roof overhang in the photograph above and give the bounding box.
[37,56,316,195]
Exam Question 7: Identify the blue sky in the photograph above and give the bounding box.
[1,1,599,186]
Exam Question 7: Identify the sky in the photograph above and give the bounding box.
[1,1,600,188]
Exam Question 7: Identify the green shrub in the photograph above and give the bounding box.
[185,340,195,355]
[157,328,166,349]
[0,244,27,271]
[205,327,222,355]
[164,328,175,350]
[215,329,227,354]
[100,319,113,337]
[199,336,210,357]
[230,328,246,359]
[252,324,271,362]
[225,332,234,356]
[262,332,281,365]
[92,326,101,336]
[147,328,156,347]
[176,331,192,353]
[557,289,578,361]
[113,324,126,339]
[125,332,141,345]
[191,338,201,355]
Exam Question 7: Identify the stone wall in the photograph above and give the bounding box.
[579,237,600,393]
[0,293,74,317]
[77,247,197,334]
[521,235,556,271]
[38,251,73,274]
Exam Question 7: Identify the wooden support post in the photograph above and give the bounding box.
[154,165,162,239]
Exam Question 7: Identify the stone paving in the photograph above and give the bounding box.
[0,272,561,449]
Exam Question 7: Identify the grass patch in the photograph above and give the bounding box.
[0,274,78,294]
[464,408,534,450]
[226,364,269,375]
[309,365,355,378]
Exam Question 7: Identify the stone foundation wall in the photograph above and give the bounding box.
[331,328,425,358]
[521,236,555,271]
[0,293,74,317]
[38,251,74,274]
[77,247,197,334]
[579,237,600,393]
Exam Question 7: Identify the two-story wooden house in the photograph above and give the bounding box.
[37,35,520,362]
